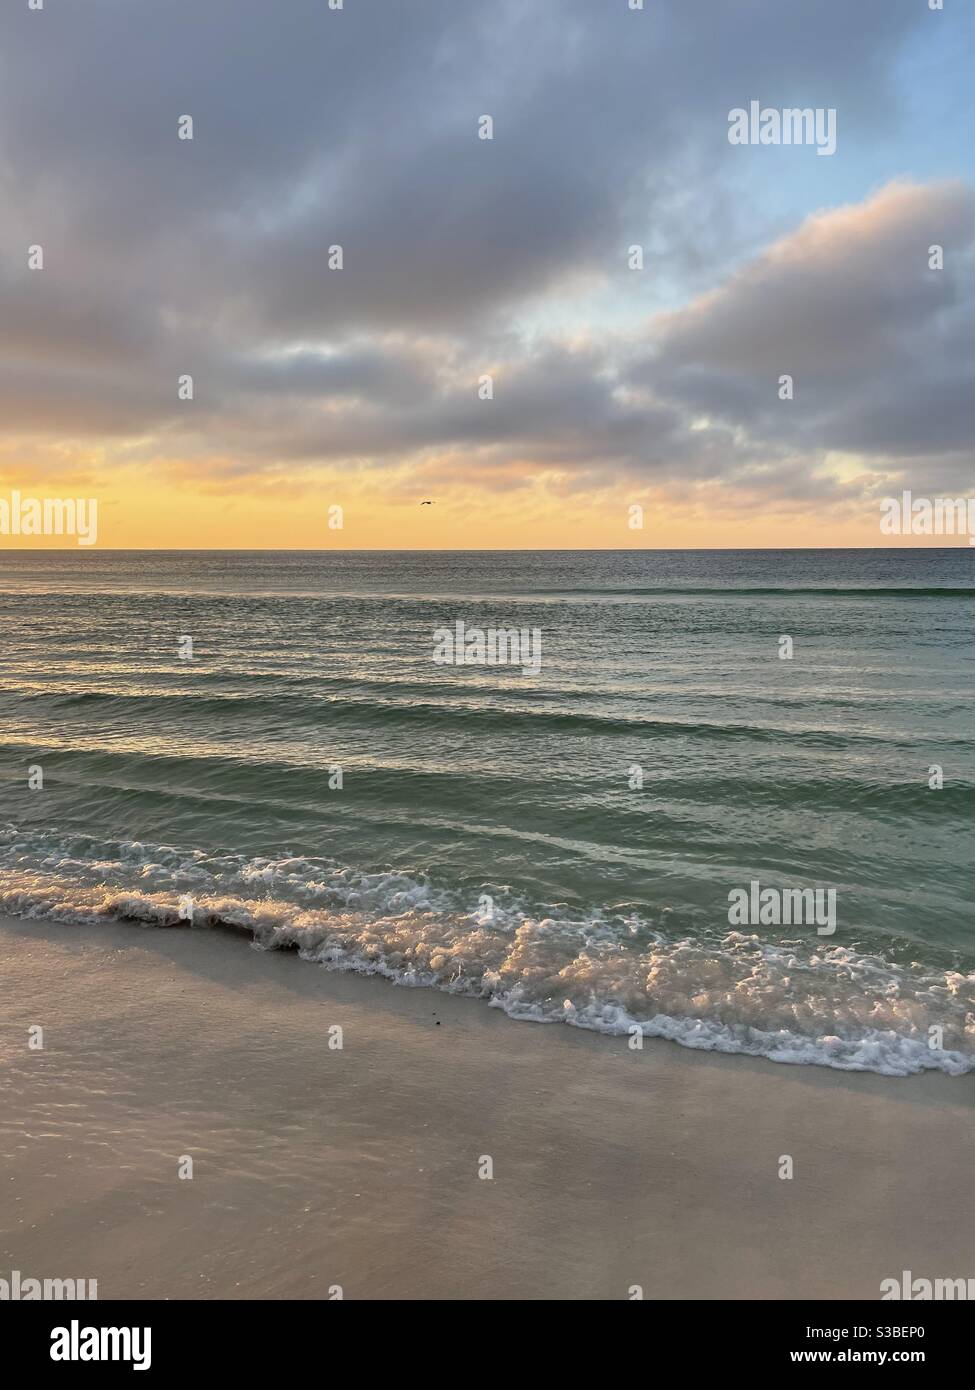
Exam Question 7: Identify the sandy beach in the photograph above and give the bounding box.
[2,911,973,1301]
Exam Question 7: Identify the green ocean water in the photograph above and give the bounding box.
[1,548,973,1074]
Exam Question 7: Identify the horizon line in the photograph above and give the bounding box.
[1,545,972,555]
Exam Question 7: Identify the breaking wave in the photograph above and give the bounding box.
[2,825,972,1078]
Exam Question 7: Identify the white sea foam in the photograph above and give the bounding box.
[1,825,973,1077]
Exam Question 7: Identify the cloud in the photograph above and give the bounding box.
[641,180,975,473]
[1,0,970,520]
[651,181,974,377]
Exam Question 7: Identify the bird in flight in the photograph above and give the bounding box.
[420,500,434,505]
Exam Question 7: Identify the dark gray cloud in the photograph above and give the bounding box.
[1,0,970,509]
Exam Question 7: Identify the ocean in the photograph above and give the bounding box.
[1,547,973,1076]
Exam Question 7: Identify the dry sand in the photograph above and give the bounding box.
[2,912,973,1300]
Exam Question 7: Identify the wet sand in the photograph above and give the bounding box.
[2,913,973,1300]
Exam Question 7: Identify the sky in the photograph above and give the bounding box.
[1,0,974,549]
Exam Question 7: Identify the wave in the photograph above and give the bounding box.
[1,826,972,1078]
[530,586,975,599]
[5,740,975,827]
[0,684,947,748]
[4,584,974,607]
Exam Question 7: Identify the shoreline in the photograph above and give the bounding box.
[2,911,974,1300]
